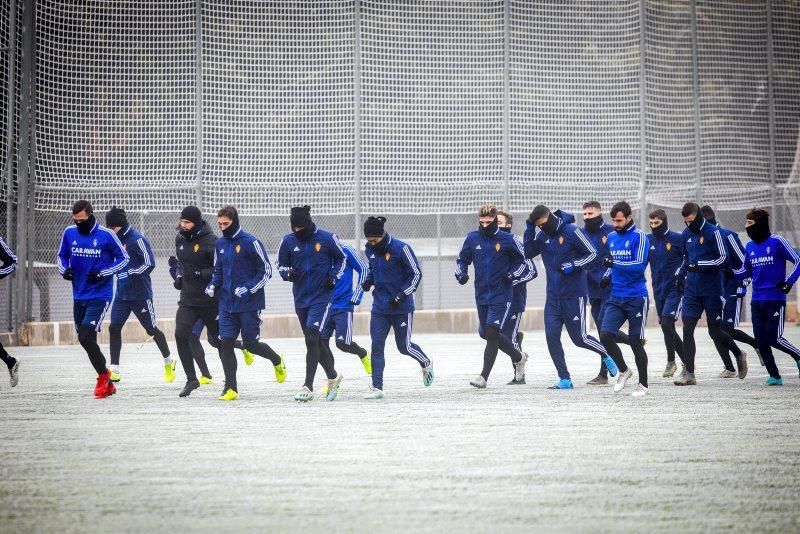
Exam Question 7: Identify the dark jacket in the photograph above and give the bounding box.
[175,221,218,308]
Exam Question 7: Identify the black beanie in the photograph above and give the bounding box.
[290,205,313,228]
[180,205,203,225]
[105,206,128,228]
[364,216,387,237]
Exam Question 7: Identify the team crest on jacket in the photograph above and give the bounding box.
[315,242,321,252]
[235,244,241,254]
[559,236,564,245]
[666,243,671,251]
[602,236,607,244]
[93,239,98,247]
[193,243,200,253]
[385,252,391,261]
[699,236,704,245]
[495,242,500,252]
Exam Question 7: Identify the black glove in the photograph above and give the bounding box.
[457,274,469,285]
[390,292,406,306]
[603,256,614,268]
[687,263,698,272]
[527,210,537,224]
[599,277,611,289]
[285,268,296,282]
[87,270,104,282]
[62,267,74,281]
[675,276,685,292]
[779,282,793,294]
[325,275,337,290]
[168,256,178,268]
[361,278,374,292]
[173,277,183,290]
[721,266,733,276]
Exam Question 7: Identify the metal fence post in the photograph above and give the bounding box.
[638,0,648,227]
[765,0,778,223]
[502,0,510,210]
[353,0,362,245]
[690,0,702,205]
[195,0,203,210]
[4,0,17,330]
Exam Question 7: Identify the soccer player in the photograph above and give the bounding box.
[0,235,20,386]
[673,202,744,386]
[701,205,755,378]
[361,216,433,399]
[277,205,345,402]
[581,200,630,386]
[735,208,800,385]
[599,201,650,396]
[205,206,286,401]
[646,209,686,377]
[456,205,529,388]
[104,206,176,384]
[172,205,221,397]
[497,209,537,384]
[523,205,618,389]
[57,200,129,398]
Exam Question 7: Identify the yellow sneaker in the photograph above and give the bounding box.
[320,384,329,395]
[242,348,254,366]
[109,370,121,383]
[164,360,177,383]
[361,353,372,375]
[218,388,239,401]
[274,355,287,383]
[198,376,213,385]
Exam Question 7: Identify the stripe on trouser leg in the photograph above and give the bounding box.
[318,303,331,333]
[580,296,606,353]
[776,305,800,358]
[404,312,430,366]
[639,296,649,340]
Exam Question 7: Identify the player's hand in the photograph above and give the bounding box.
[234,286,248,298]
[599,277,611,289]
[62,267,73,281]
[457,273,469,285]
[779,282,793,294]
[205,285,215,298]
[87,270,104,282]
[168,256,178,268]
[285,268,296,282]
[675,276,685,292]
[325,275,337,290]
[390,292,406,306]
[173,277,183,290]
[361,278,373,292]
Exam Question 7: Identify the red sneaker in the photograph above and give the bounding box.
[94,370,115,398]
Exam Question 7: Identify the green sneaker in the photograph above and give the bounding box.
[242,349,254,366]
[360,353,372,375]
[274,355,286,383]
[164,360,177,383]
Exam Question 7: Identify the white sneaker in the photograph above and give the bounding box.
[718,369,737,378]
[613,368,632,392]
[9,359,19,387]
[293,386,314,402]
[364,387,384,400]
[514,352,528,382]
[631,383,648,397]
[470,375,487,389]
[421,364,434,387]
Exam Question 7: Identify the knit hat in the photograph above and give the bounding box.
[363,216,387,237]
[105,206,128,228]
[180,205,203,225]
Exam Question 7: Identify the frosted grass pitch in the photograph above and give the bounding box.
[1,330,799,532]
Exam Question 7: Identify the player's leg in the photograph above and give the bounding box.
[675,295,700,385]
[175,305,202,384]
[189,319,212,381]
[392,312,433,388]
[108,298,132,380]
[707,296,745,378]
[79,299,115,398]
[131,299,176,383]
[751,300,781,383]
[600,298,631,390]
[215,309,240,400]
[770,302,800,377]
[0,340,19,387]
[626,296,649,395]
[365,311,391,398]
[544,298,571,387]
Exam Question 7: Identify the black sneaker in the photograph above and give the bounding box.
[586,374,608,386]
[178,379,200,397]
[507,376,526,385]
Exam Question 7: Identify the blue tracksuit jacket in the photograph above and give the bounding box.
[211,227,271,313]
[365,234,422,315]
[456,228,527,306]
[647,228,684,299]
[676,219,727,297]
[606,223,649,298]
[523,210,597,299]
[584,221,615,300]
[716,224,747,298]
[57,220,129,301]
[331,243,369,311]
[115,225,155,301]
[0,236,17,278]
[735,234,800,302]
[277,228,346,308]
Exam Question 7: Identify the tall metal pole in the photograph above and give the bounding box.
[637,0,648,227]
[353,0,362,247]
[436,212,442,309]
[502,0,510,210]
[4,0,17,330]
[690,0,702,204]
[195,0,203,209]
[765,0,778,221]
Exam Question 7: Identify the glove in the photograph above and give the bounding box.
[721,266,733,276]
[687,263,698,272]
[599,277,611,289]
[285,268,296,282]
[168,256,178,268]
[557,263,574,274]
[527,210,538,224]
[234,286,249,298]
[62,267,73,281]
[361,278,374,292]
[173,277,183,290]
[325,275,337,290]
[457,273,469,285]
[390,292,406,306]
[87,270,104,282]
[205,285,215,298]
[779,282,793,294]
[603,256,614,268]
[349,299,361,306]
[675,276,685,292]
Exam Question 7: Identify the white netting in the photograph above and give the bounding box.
[202,1,356,215]
[34,0,197,212]
[360,0,505,214]
[510,0,643,213]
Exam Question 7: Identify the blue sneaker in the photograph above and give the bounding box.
[766,376,783,386]
[603,355,619,377]
[548,378,573,390]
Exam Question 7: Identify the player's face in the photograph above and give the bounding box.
[611,213,631,232]
[649,218,663,229]
[217,216,233,232]
[72,210,90,225]
[534,214,549,228]
[582,207,600,220]
[366,236,383,246]
[497,214,510,230]
[179,219,195,232]
[479,216,495,228]
[745,219,755,228]
[682,212,697,225]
